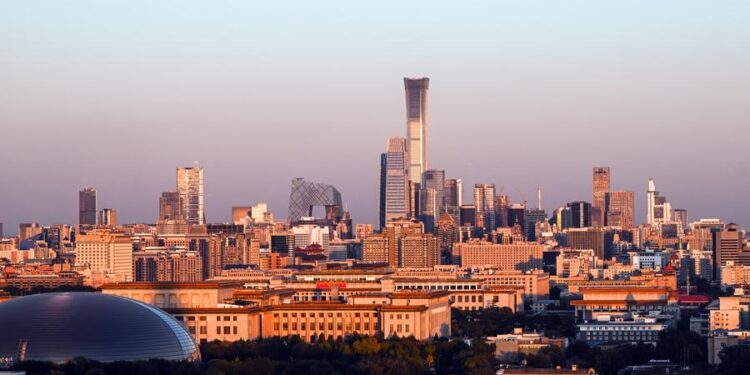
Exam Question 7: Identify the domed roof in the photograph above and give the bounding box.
[0,292,200,363]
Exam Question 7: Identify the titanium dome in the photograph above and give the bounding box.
[0,292,200,363]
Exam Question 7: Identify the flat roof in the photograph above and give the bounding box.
[101,281,244,290]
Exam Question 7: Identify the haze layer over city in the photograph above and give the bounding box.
[2,1,750,233]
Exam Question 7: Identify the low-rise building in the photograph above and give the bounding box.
[571,286,678,322]
[486,328,568,361]
[577,315,672,345]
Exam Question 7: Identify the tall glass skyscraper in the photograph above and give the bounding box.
[419,169,445,232]
[444,178,462,224]
[78,187,97,225]
[473,183,496,232]
[177,167,204,225]
[404,77,429,183]
[379,138,409,228]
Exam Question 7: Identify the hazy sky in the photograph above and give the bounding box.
[1,1,749,234]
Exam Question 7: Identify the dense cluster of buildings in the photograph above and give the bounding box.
[1,77,748,370]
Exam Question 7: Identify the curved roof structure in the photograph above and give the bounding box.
[0,292,200,363]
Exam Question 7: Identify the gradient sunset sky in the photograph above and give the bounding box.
[1,1,749,233]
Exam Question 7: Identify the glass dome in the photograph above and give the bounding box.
[0,292,200,363]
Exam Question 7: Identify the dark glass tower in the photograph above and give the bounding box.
[78,187,97,225]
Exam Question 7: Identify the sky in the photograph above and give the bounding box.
[1,1,749,234]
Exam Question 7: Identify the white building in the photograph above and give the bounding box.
[75,229,133,282]
[291,218,330,256]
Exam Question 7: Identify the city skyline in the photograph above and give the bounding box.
[2,1,750,232]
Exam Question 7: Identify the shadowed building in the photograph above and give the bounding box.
[287,178,343,223]
[567,201,592,228]
[605,191,634,229]
[79,187,97,225]
[592,167,610,227]
[444,178,462,224]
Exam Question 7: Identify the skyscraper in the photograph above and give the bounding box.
[494,195,510,228]
[444,178,462,224]
[79,187,97,225]
[379,138,409,228]
[177,167,205,225]
[507,204,526,234]
[473,183,496,232]
[592,167,610,227]
[287,178,343,224]
[713,223,743,280]
[524,208,547,241]
[404,77,429,183]
[98,208,117,227]
[419,169,445,232]
[605,191,634,229]
[567,201,592,228]
[673,209,689,230]
[646,178,671,226]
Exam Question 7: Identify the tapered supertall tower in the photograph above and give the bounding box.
[404,77,429,183]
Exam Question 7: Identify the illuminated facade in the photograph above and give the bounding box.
[404,77,429,183]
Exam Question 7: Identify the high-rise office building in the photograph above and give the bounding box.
[507,204,526,235]
[436,213,459,264]
[421,170,444,203]
[550,206,572,231]
[605,191,634,229]
[418,188,439,233]
[494,195,510,228]
[474,183,496,232]
[646,178,672,226]
[567,228,615,260]
[382,218,425,267]
[459,205,477,227]
[159,191,183,221]
[713,223,744,280]
[75,229,133,282]
[567,201,592,228]
[98,208,117,227]
[673,209,689,230]
[157,191,186,235]
[419,169,445,232]
[0,222,3,238]
[288,178,343,224]
[592,167,610,227]
[379,138,410,228]
[409,181,421,219]
[444,178,462,224]
[398,233,439,268]
[404,77,429,183]
[177,167,205,225]
[524,208,547,241]
[79,187,97,225]
[362,234,390,264]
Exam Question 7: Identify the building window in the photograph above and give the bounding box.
[233,326,238,335]
[200,326,207,334]
[223,326,231,335]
